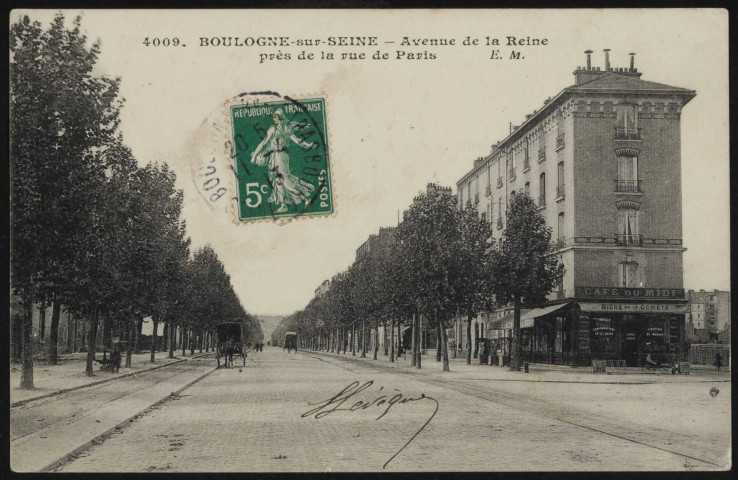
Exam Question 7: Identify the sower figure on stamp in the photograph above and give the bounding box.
[250,108,318,213]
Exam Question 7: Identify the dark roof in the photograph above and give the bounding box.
[570,72,696,95]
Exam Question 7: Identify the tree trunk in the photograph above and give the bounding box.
[436,317,442,362]
[102,311,112,351]
[351,323,356,356]
[199,328,204,353]
[466,314,473,365]
[383,321,388,356]
[125,318,133,368]
[168,321,176,358]
[361,319,366,358]
[11,312,22,362]
[390,316,395,362]
[85,309,99,377]
[397,319,403,358]
[510,300,522,371]
[73,316,78,353]
[440,317,450,372]
[49,296,62,365]
[205,330,210,353]
[373,321,378,360]
[452,318,457,359]
[411,313,417,367]
[66,311,74,353]
[39,304,46,340]
[473,321,479,358]
[416,313,422,369]
[150,318,158,363]
[20,292,34,389]
[134,318,143,354]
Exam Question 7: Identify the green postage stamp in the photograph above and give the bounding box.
[230,98,333,221]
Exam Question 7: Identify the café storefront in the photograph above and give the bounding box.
[490,287,689,366]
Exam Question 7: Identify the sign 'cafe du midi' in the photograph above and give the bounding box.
[572,286,688,367]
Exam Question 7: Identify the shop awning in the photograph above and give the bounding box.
[491,303,571,330]
[520,303,571,322]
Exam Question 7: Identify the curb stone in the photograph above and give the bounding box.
[11,353,212,408]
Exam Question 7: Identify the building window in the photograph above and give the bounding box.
[481,212,487,222]
[616,104,640,139]
[617,208,640,245]
[523,144,530,171]
[556,161,565,199]
[557,213,565,248]
[524,182,530,196]
[616,156,640,192]
[539,173,546,207]
[619,261,639,288]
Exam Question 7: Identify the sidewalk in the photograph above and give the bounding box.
[10,351,205,405]
[11,357,215,472]
[304,349,732,384]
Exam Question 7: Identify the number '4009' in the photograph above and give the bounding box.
[142,37,181,47]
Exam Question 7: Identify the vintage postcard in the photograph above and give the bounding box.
[9,9,730,473]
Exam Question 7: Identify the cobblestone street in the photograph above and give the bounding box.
[56,347,730,472]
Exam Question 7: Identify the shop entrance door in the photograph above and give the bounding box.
[621,316,639,366]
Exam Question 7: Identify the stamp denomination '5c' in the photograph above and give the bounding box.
[230,98,333,222]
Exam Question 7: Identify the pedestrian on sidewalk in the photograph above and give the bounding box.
[714,351,723,372]
[110,343,121,373]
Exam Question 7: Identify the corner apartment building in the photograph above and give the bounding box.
[456,50,695,366]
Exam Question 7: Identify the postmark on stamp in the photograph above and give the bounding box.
[231,97,333,221]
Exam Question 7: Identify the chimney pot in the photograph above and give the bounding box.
[629,52,636,71]
[584,49,593,69]
[603,48,611,70]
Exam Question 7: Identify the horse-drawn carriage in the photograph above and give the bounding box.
[216,322,247,368]
[284,331,297,353]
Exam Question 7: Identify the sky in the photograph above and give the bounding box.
[16,9,730,315]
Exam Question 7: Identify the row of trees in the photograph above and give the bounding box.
[279,186,564,372]
[10,14,260,389]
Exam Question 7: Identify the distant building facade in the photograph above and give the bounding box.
[314,279,331,298]
[687,289,731,343]
[456,50,695,366]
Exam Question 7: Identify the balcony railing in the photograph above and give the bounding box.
[615,180,642,193]
[485,185,492,196]
[556,184,565,200]
[615,127,642,140]
[617,233,643,246]
[523,158,531,171]
[538,194,546,208]
[556,133,565,151]
[497,177,503,189]
[508,167,516,181]
[538,147,546,162]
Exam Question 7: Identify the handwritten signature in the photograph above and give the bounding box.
[301,380,439,468]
